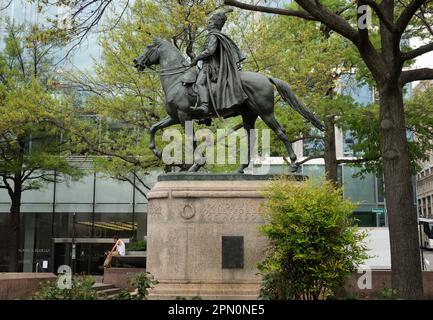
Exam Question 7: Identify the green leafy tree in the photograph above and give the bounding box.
[0,22,83,271]
[225,0,433,299]
[58,0,232,183]
[259,177,369,300]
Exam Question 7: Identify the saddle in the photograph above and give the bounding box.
[181,68,198,85]
[181,68,217,98]
[181,68,214,126]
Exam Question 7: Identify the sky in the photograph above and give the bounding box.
[1,0,432,80]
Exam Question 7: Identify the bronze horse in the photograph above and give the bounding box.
[134,38,324,173]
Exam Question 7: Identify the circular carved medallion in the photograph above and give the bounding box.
[181,204,195,220]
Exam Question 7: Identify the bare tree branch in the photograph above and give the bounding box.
[223,1,391,78]
[113,173,148,199]
[51,0,129,61]
[133,171,151,191]
[224,0,318,20]
[400,68,433,84]
[337,156,380,164]
[296,155,324,165]
[0,0,12,11]
[363,0,396,32]
[401,42,433,60]
[414,4,433,37]
[0,174,13,197]
[290,135,323,144]
[396,0,427,35]
[288,0,359,42]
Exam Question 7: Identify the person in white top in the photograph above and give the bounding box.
[103,235,126,268]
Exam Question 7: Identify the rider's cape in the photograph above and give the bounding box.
[209,31,248,111]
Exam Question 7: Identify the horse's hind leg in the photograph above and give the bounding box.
[149,115,176,159]
[260,113,299,171]
[237,110,258,174]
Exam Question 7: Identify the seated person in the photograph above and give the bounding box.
[103,235,126,268]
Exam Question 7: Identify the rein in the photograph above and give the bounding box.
[140,65,192,76]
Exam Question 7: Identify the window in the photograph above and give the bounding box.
[343,166,376,204]
[352,212,377,227]
[303,128,325,157]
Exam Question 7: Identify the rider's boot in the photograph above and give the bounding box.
[193,84,210,116]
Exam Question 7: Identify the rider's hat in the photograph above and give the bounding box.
[209,8,233,29]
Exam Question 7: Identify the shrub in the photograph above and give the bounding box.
[176,296,203,300]
[32,276,98,300]
[131,272,158,300]
[115,289,135,300]
[258,177,369,300]
[375,287,399,300]
[127,239,147,251]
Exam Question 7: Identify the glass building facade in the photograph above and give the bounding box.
[0,160,158,273]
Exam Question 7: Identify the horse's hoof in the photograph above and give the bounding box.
[188,164,200,172]
[153,150,162,159]
[290,163,301,173]
[235,166,246,174]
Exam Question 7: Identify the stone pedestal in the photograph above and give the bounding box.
[146,173,304,300]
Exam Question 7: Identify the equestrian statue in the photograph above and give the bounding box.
[133,9,324,173]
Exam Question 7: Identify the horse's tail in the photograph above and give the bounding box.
[269,77,325,132]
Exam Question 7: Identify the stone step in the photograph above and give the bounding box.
[93,283,115,291]
[150,293,258,300]
[98,287,123,296]
[152,289,259,296]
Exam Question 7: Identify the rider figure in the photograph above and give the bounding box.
[190,10,248,117]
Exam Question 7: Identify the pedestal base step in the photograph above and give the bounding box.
[149,281,261,300]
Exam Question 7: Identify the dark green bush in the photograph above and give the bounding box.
[127,239,147,251]
[258,177,369,300]
[32,276,98,300]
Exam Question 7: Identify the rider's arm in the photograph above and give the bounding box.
[194,35,218,62]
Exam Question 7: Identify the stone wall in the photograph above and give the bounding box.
[0,273,57,300]
[103,268,147,290]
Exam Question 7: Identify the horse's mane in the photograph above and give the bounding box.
[154,38,186,62]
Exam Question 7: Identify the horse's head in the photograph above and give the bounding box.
[133,38,163,72]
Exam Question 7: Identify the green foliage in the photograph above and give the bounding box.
[0,21,85,271]
[115,289,136,300]
[32,276,97,300]
[258,177,369,300]
[58,0,219,177]
[127,239,147,251]
[176,296,203,300]
[131,272,158,300]
[111,272,157,300]
[0,21,84,188]
[246,5,362,133]
[375,287,399,300]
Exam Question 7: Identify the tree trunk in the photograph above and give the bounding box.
[378,81,423,299]
[8,191,21,272]
[324,115,338,184]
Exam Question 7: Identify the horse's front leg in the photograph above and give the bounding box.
[236,111,257,174]
[149,116,176,159]
[177,110,205,172]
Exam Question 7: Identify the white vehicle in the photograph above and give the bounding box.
[419,218,433,250]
